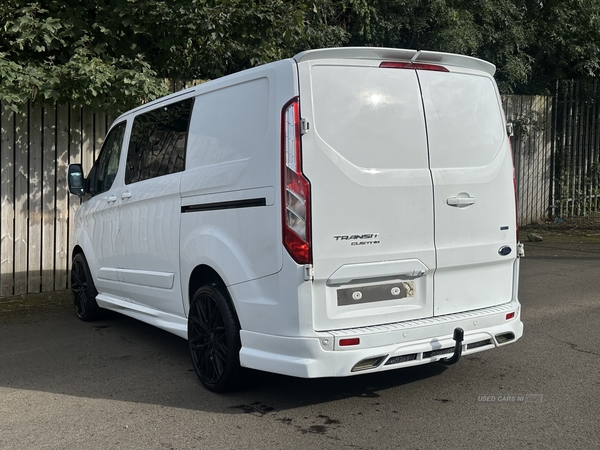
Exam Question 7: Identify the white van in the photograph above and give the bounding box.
[68,47,523,391]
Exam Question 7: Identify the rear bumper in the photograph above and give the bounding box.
[239,301,522,378]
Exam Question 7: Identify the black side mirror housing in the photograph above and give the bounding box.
[67,164,85,196]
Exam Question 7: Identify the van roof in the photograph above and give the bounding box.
[293,47,496,76]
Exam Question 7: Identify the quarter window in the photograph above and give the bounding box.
[125,98,194,184]
[87,122,126,196]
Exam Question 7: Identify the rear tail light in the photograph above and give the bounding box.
[379,61,449,72]
[282,98,311,264]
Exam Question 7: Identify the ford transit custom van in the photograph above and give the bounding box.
[68,47,523,391]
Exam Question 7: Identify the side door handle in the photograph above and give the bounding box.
[105,195,117,203]
[121,191,132,199]
[447,194,476,207]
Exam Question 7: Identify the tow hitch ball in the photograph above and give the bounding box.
[441,328,464,365]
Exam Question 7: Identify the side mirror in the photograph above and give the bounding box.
[67,164,85,196]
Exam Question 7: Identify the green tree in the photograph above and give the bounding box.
[0,0,348,113]
[332,0,531,93]
[2,0,600,110]
[332,0,600,94]
[1,1,170,112]
[519,0,600,93]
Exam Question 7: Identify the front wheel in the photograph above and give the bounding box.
[188,284,242,392]
[71,253,101,321]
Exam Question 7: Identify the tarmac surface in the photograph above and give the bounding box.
[1,238,599,449]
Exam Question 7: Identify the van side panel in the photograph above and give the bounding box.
[117,173,184,315]
[179,61,298,321]
[73,205,128,303]
[229,251,310,337]
[74,119,131,304]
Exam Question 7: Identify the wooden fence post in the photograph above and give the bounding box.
[28,103,43,293]
[14,104,29,295]
[55,104,70,291]
[42,104,57,292]
[1,104,15,297]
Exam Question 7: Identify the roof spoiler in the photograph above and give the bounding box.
[293,47,496,76]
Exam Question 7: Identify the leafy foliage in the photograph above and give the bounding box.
[334,0,531,93]
[1,0,599,112]
[337,0,600,94]
[0,0,348,113]
[519,0,600,93]
[0,1,170,112]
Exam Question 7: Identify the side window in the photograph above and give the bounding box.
[125,98,194,185]
[87,122,126,196]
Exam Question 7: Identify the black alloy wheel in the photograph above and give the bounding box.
[71,253,100,321]
[188,284,242,392]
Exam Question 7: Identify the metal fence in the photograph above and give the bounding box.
[502,81,600,222]
[553,78,600,218]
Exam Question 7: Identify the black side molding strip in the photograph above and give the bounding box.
[181,197,267,213]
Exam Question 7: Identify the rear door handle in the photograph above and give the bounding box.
[121,191,132,199]
[105,195,117,203]
[447,195,476,207]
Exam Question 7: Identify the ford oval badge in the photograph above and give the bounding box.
[498,246,512,256]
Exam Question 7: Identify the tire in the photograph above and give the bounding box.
[71,253,101,321]
[188,284,242,392]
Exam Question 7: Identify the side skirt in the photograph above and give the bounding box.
[96,294,188,339]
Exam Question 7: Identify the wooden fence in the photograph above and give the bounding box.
[1,101,111,298]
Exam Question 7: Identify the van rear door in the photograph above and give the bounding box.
[297,58,436,331]
[417,68,517,316]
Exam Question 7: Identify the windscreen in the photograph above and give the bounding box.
[310,65,429,170]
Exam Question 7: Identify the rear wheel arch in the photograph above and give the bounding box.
[187,265,241,328]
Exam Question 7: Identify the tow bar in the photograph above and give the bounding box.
[441,328,464,365]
